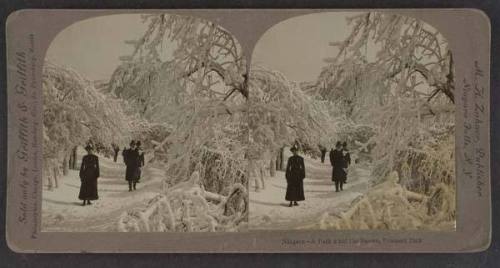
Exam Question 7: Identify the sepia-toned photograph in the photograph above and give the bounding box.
[248,12,456,231]
[41,11,457,233]
[5,8,492,253]
[41,13,249,232]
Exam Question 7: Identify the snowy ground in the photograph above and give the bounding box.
[249,153,373,230]
[42,148,373,232]
[41,150,165,232]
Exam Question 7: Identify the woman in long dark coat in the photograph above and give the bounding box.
[79,144,100,206]
[330,141,346,192]
[285,146,306,207]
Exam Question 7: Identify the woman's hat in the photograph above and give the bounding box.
[290,146,298,152]
[84,144,94,151]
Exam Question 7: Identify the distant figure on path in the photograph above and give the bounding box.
[79,144,100,206]
[319,145,327,163]
[123,140,140,191]
[342,141,351,184]
[112,143,120,163]
[330,141,346,192]
[285,146,306,207]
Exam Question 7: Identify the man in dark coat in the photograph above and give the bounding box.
[123,140,139,191]
[319,145,327,163]
[79,144,100,206]
[135,141,145,185]
[330,141,346,192]
[342,141,351,184]
[285,146,306,207]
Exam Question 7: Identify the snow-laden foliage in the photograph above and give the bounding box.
[318,171,455,230]
[317,13,455,179]
[43,61,133,185]
[108,14,247,120]
[248,66,343,163]
[110,14,249,231]
[118,171,247,232]
[311,12,455,229]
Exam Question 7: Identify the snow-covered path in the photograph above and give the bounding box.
[42,152,165,232]
[249,154,372,230]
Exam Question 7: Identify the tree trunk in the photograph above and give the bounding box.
[69,150,74,170]
[69,146,77,169]
[47,161,59,190]
[275,153,280,171]
[53,165,59,189]
[269,158,276,177]
[259,164,266,189]
[62,154,69,176]
[47,172,54,191]
[276,147,284,171]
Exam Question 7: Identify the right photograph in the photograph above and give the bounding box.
[248,12,455,231]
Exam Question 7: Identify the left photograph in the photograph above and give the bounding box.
[42,14,249,232]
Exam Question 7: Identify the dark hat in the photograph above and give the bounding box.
[336,141,342,147]
[84,144,94,151]
[130,140,136,146]
[290,146,298,152]
[342,141,347,147]
[136,141,142,147]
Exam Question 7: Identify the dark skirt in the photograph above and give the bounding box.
[332,167,347,182]
[79,177,98,200]
[125,165,139,182]
[285,180,305,201]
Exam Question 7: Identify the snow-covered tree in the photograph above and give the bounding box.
[317,12,454,180]
[43,61,132,189]
[248,65,344,175]
[111,14,249,231]
[312,12,455,230]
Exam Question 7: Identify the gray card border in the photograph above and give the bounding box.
[5,8,491,253]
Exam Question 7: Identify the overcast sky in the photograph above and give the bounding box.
[46,14,148,81]
[46,12,359,82]
[251,12,360,83]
